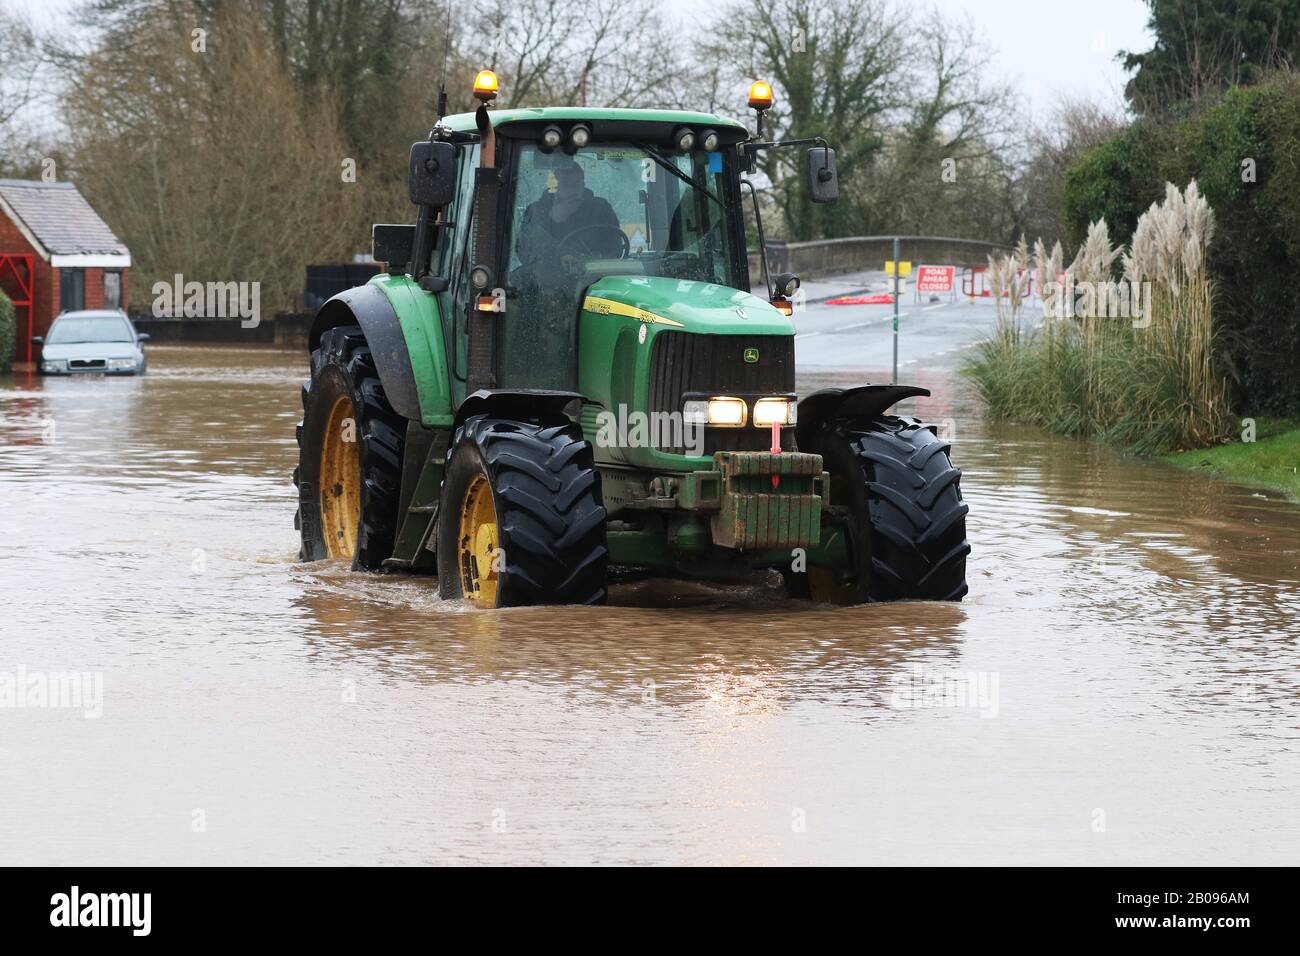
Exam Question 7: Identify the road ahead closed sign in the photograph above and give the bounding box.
[916,265,955,293]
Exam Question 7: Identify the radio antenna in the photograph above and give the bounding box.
[436,0,452,119]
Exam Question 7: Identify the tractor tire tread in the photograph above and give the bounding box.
[438,415,608,606]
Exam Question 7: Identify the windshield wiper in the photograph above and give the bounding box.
[634,144,723,208]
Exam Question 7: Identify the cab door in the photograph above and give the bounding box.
[436,143,480,409]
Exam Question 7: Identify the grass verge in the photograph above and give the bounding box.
[1164,418,1300,499]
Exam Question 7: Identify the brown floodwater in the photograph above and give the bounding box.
[1,346,1297,865]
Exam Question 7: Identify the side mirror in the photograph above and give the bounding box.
[372,223,416,272]
[31,336,43,346]
[137,332,151,343]
[409,141,456,206]
[807,146,838,204]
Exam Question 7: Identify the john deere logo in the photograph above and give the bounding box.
[743,347,760,364]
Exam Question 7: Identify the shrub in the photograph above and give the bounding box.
[967,184,1233,454]
[1063,124,1165,245]
[0,290,15,374]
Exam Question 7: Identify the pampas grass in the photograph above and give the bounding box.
[966,181,1233,454]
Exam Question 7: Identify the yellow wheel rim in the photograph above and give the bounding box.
[807,470,863,606]
[457,473,500,607]
[319,394,361,560]
[808,566,860,606]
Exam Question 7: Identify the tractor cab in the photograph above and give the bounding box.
[421,105,754,400]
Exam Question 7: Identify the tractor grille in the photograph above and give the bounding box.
[648,331,795,454]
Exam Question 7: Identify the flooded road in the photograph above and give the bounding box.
[2,346,1297,865]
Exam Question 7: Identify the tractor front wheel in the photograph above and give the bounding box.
[791,415,969,604]
[437,415,608,608]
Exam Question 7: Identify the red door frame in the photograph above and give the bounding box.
[0,253,35,365]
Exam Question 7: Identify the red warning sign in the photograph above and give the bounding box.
[916,265,955,294]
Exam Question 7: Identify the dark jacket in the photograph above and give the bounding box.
[517,187,622,260]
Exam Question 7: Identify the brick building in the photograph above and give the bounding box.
[0,179,131,368]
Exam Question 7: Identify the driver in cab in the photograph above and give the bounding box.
[515,155,624,268]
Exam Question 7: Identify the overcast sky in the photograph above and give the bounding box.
[9,0,1154,119]
[669,0,1156,118]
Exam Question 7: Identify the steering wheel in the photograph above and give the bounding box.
[556,224,630,265]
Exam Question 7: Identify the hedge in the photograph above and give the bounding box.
[1062,81,1300,414]
[0,289,15,375]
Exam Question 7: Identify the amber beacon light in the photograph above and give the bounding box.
[473,69,499,103]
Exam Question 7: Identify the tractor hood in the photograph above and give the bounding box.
[581,275,793,336]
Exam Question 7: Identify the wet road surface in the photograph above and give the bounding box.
[792,270,1000,371]
[1,345,1297,864]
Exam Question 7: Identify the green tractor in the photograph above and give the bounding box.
[295,72,969,608]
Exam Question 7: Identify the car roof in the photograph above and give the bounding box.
[55,310,131,321]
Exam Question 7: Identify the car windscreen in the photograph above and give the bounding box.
[46,316,135,344]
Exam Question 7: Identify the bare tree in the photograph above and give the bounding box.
[467,0,683,108]
[703,0,907,240]
[0,8,49,172]
[61,4,367,311]
[1016,96,1127,247]
[859,13,1024,240]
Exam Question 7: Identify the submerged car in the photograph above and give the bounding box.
[33,310,150,375]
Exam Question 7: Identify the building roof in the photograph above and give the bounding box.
[0,179,130,260]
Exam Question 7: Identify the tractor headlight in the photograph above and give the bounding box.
[570,124,591,150]
[700,128,719,152]
[672,126,695,153]
[684,396,747,427]
[752,397,797,427]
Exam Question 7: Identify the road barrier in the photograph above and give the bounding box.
[826,293,895,306]
[960,266,1038,301]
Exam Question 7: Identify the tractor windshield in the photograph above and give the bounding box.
[508,142,739,286]
[501,141,740,388]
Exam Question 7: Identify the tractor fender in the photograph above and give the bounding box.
[309,284,421,423]
[796,384,930,447]
[453,389,585,431]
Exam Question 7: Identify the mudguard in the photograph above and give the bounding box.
[453,389,585,430]
[796,384,930,448]
[310,283,422,422]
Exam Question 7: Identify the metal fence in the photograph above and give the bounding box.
[749,235,1015,281]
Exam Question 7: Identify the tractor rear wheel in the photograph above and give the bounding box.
[295,325,405,570]
[790,415,969,604]
[437,414,608,608]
